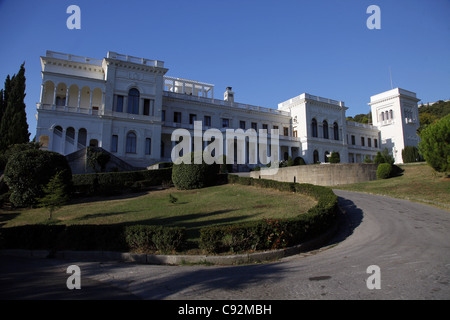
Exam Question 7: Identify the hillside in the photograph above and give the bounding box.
[418,100,450,133]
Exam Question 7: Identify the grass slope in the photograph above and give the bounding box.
[335,163,449,210]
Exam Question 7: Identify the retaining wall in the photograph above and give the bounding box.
[250,163,378,186]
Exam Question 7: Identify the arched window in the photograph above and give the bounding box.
[311,119,318,138]
[78,128,87,147]
[313,150,319,163]
[323,120,329,139]
[389,109,393,119]
[128,88,140,115]
[126,132,137,153]
[333,122,339,140]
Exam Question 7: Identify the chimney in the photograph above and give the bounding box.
[224,87,234,103]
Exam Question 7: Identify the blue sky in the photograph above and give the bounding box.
[0,0,449,138]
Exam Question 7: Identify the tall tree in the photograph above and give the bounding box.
[0,63,30,151]
[0,89,4,126]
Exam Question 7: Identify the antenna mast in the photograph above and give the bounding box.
[389,67,393,89]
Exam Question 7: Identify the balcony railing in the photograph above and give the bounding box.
[163,91,290,116]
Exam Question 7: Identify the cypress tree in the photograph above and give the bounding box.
[0,63,30,151]
[0,89,4,126]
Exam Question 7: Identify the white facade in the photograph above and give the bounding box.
[35,50,420,169]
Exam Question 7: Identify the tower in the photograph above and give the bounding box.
[369,88,420,164]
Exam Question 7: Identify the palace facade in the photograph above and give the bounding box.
[35,50,421,169]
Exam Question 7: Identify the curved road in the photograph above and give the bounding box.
[1,190,449,299]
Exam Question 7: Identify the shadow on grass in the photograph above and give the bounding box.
[0,211,21,227]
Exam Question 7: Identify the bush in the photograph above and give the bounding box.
[402,146,422,163]
[376,163,393,179]
[172,152,219,190]
[293,157,306,166]
[374,148,395,165]
[329,152,340,163]
[3,149,72,207]
[71,168,172,196]
[418,114,450,173]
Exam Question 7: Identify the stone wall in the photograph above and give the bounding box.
[249,163,378,186]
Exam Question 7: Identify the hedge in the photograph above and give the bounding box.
[1,173,338,255]
[199,175,339,253]
[71,167,172,195]
[0,224,185,254]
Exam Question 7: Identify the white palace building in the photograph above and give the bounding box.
[35,50,421,169]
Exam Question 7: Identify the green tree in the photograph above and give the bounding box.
[0,63,30,151]
[4,149,72,207]
[0,89,5,126]
[418,114,450,173]
[329,152,340,163]
[87,147,111,172]
[374,148,394,165]
[37,171,70,220]
[402,146,422,163]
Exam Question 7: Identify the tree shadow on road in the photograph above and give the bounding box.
[325,196,364,247]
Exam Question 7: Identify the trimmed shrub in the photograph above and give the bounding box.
[402,146,422,163]
[3,149,72,207]
[71,167,172,196]
[172,152,219,190]
[293,157,306,166]
[377,163,393,179]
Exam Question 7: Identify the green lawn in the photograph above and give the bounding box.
[335,163,450,210]
[0,184,317,234]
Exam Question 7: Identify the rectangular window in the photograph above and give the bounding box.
[368,138,372,148]
[240,121,246,130]
[143,99,154,116]
[351,135,355,145]
[161,110,165,121]
[361,137,365,146]
[262,124,268,130]
[273,125,279,131]
[222,118,229,128]
[189,113,197,125]
[283,127,289,136]
[116,95,124,112]
[111,135,118,153]
[374,139,378,148]
[174,112,182,123]
[293,130,298,137]
[145,138,151,155]
[204,115,211,127]
[251,122,257,130]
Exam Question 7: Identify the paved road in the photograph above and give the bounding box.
[1,190,449,300]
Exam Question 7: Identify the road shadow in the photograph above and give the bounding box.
[325,196,364,246]
[83,261,287,300]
